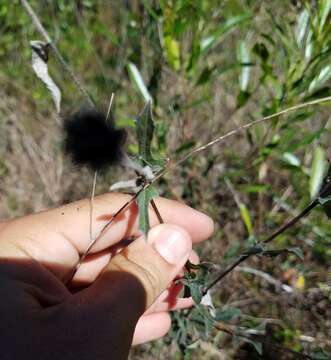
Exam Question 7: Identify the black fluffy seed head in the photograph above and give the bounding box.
[64,108,127,172]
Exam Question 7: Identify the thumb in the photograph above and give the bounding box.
[80,224,192,317]
[67,224,191,359]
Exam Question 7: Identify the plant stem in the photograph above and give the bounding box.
[263,200,318,244]
[89,171,98,246]
[202,254,249,296]
[175,96,331,167]
[65,187,144,284]
[202,199,320,295]
[150,199,164,224]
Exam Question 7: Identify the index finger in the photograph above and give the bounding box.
[1,193,214,277]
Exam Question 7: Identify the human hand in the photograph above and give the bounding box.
[0,193,213,360]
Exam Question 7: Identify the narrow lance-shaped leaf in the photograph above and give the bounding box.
[239,203,253,236]
[317,165,331,218]
[261,247,304,260]
[318,196,331,219]
[30,40,61,113]
[295,9,309,47]
[136,101,155,164]
[318,0,331,32]
[200,14,251,53]
[288,247,304,260]
[308,65,331,94]
[237,40,250,91]
[127,62,152,102]
[310,146,327,199]
[137,185,159,237]
[241,337,262,355]
[164,35,180,71]
[215,307,241,322]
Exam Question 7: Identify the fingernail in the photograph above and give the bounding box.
[148,224,191,265]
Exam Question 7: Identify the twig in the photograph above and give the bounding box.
[151,96,331,187]
[201,194,326,295]
[202,254,250,295]
[174,95,331,168]
[89,171,98,245]
[106,93,115,122]
[21,0,94,107]
[224,177,242,208]
[65,187,144,284]
[206,320,314,359]
[150,199,164,224]
[235,266,293,293]
[270,186,293,215]
[263,200,318,244]
[68,91,117,282]
[299,334,331,348]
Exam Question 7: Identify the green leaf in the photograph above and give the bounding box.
[288,247,304,260]
[318,0,331,32]
[136,185,159,237]
[242,337,263,355]
[215,307,241,322]
[282,152,301,167]
[127,62,152,102]
[200,14,251,53]
[318,196,331,219]
[189,282,203,304]
[252,42,269,61]
[317,196,331,206]
[164,35,180,71]
[295,9,309,47]
[237,90,251,108]
[310,146,327,199]
[237,40,250,91]
[245,243,265,256]
[308,65,331,93]
[196,66,215,86]
[288,129,326,151]
[311,348,331,360]
[239,184,268,193]
[136,101,155,164]
[141,0,159,21]
[261,247,304,260]
[175,140,196,154]
[239,203,253,236]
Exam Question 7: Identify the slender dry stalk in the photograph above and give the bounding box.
[89,171,98,245]
[174,95,331,167]
[65,187,144,284]
[150,199,164,224]
[151,96,331,186]
[106,93,115,122]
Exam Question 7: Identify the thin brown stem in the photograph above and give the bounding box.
[263,200,318,244]
[150,199,164,224]
[89,171,98,245]
[202,198,320,295]
[106,93,115,122]
[149,96,331,188]
[65,187,144,284]
[174,96,331,168]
